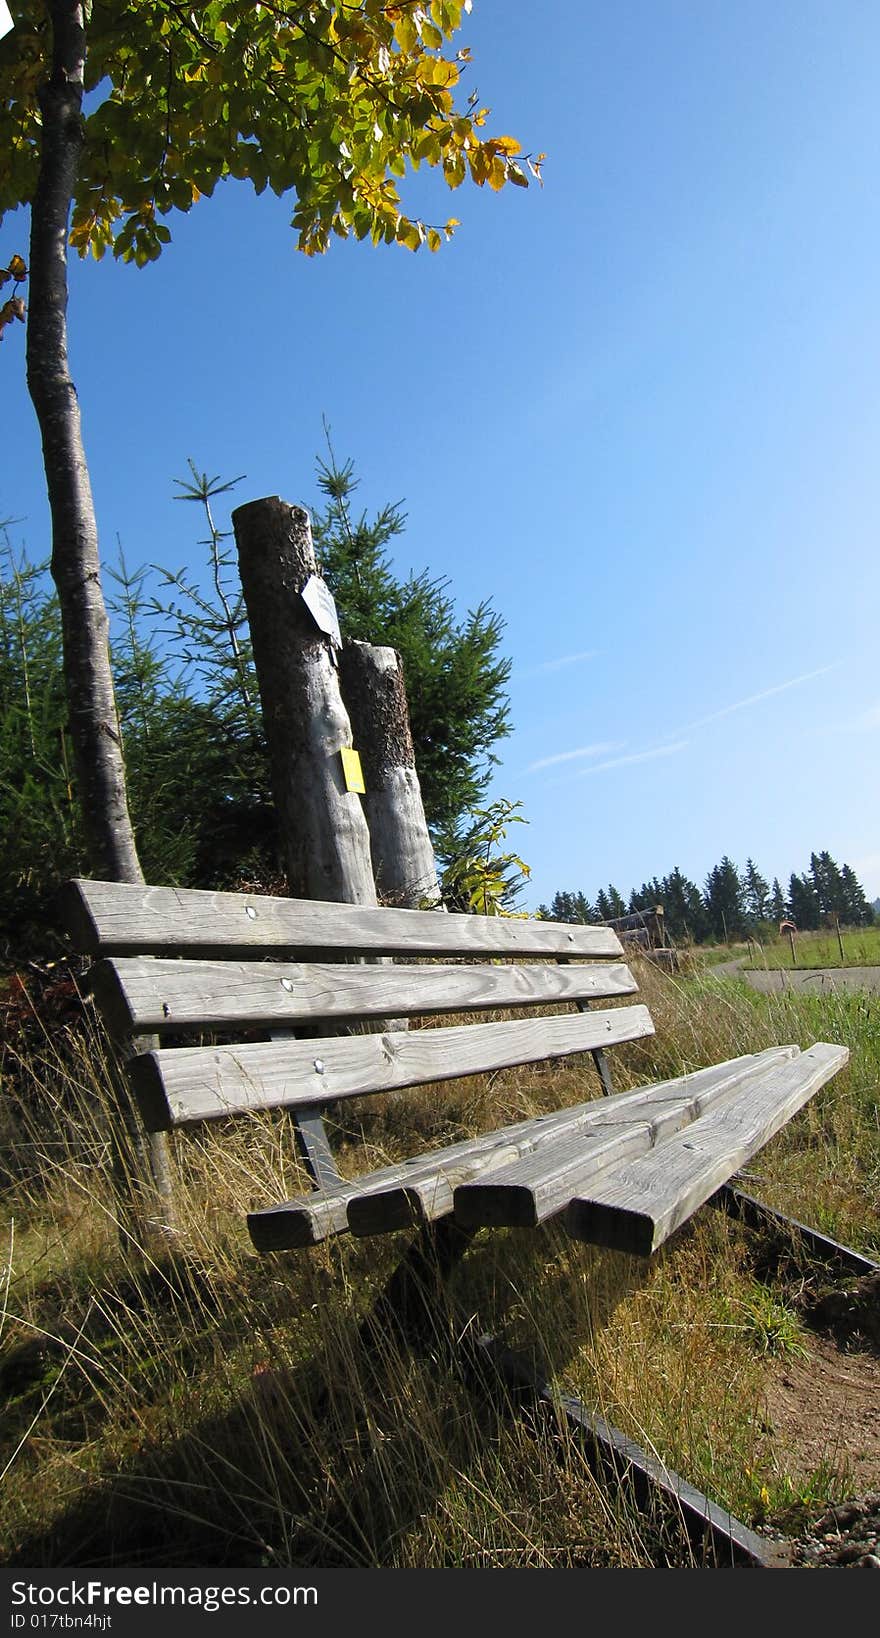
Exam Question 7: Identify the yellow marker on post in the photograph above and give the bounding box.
[340,747,365,794]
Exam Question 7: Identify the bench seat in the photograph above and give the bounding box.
[248,1045,845,1252]
[61,879,849,1265]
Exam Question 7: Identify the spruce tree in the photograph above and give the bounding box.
[769,878,787,922]
[704,856,745,941]
[661,867,707,943]
[787,873,820,930]
[0,534,83,952]
[311,444,512,857]
[742,858,770,926]
[839,863,871,925]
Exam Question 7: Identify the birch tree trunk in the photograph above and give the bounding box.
[26,2,142,883]
[340,640,440,908]
[25,2,174,1236]
[232,497,377,905]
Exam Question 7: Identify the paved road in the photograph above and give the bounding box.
[711,957,880,994]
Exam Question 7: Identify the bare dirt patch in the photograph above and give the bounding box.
[764,1331,880,1495]
[758,1273,880,1568]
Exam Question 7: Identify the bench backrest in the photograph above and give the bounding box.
[61,880,656,1135]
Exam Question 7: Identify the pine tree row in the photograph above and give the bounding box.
[538,850,874,943]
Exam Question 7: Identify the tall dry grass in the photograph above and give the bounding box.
[1,958,877,1568]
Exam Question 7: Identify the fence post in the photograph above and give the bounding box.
[339,639,441,908]
[232,496,377,905]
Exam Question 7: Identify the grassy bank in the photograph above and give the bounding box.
[742,926,880,971]
[1,963,877,1568]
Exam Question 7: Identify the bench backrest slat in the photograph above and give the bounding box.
[128,1004,656,1130]
[62,880,625,960]
[91,956,640,1038]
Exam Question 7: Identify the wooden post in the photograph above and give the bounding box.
[788,927,797,966]
[232,497,377,906]
[835,916,845,964]
[339,640,441,908]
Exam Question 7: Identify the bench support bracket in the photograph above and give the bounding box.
[714,1186,880,1277]
[591,1046,615,1097]
[366,1217,780,1567]
[462,1334,783,1568]
[292,1106,342,1190]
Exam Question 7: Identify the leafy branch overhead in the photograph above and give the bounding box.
[0,251,26,339]
[0,1,544,266]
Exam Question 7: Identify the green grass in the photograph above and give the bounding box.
[697,942,751,968]
[1,962,877,1568]
[742,925,880,970]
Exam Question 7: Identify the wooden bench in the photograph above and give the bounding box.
[60,878,849,1272]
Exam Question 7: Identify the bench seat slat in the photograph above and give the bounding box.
[564,1043,850,1256]
[247,1050,796,1250]
[428,1045,800,1232]
[90,956,640,1037]
[128,1005,655,1130]
[62,879,625,960]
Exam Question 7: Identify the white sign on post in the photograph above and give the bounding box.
[301,574,342,648]
[0,3,14,41]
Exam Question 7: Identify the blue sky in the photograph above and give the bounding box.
[2,1,879,909]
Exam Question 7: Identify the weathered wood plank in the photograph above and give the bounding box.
[564,1042,849,1256]
[90,955,640,1038]
[60,879,624,960]
[450,1046,802,1231]
[248,1049,796,1249]
[127,1004,655,1130]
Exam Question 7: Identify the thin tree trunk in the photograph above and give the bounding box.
[26,2,141,882]
[25,2,174,1234]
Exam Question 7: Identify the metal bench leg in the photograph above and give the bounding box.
[292,1104,341,1189]
[591,1046,615,1097]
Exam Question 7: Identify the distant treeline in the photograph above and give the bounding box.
[538,851,875,943]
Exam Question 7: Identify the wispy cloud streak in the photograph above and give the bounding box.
[676,664,838,735]
[578,741,689,777]
[527,741,622,774]
[848,702,880,733]
[517,649,599,679]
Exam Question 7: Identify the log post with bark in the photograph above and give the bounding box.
[232,497,377,905]
[339,640,440,908]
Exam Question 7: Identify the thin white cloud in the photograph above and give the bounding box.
[677,664,838,735]
[527,740,622,774]
[517,649,599,678]
[578,741,689,777]
[848,702,880,733]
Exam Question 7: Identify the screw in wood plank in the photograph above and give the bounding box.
[245,905,257,919]
[281,978,293,992]
[313,1059,325,1074]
